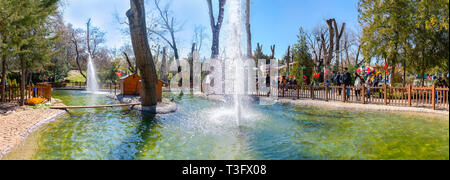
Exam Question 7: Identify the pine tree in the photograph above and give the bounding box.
[292,28,314,85]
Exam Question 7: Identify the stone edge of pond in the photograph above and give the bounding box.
[195,94,259,103]
[0,109,67,160]
[276,98,449,117]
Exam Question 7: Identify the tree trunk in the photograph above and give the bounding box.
[403,58,406,87]
[421,50,425,87]
[160,47,168,83]
[245,0,252,58]
[270,45,275,60]
[286,46,290,78]
[421,69,425,87]
[207,0,226,59]
[333,20,345,71]
[86,18,91,54]
[170,30,179,60]
[20,58,25,106]
[72,37,87,80]
[1,55,6,102]
[127,0,158,106]
[123,52,136,74]
[190,43,196,88]
[345,35,350,67]
[355,44,362,65]
[325,19,335,68]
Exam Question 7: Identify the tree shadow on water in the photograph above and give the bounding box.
[107,111,161,160]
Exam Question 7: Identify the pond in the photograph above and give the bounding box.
[3,90,449,160]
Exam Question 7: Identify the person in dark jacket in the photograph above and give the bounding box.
[333,72,342,95]
[342,68,352,86]
[342,68,352,101]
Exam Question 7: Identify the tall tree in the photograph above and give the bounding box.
[206,0,227,59]
[8,0,59,105]
[359,0,414,85]
[71,29,86,80]
[193,25,207,52]
[292,27,314,85]
[307,25,327,78]
[126,0,158,106]
[285,46,291,78]
[324,19,335,72]
[270,45,276,60]
[333,20,345,71]
[245,0,252,58]
[149,0,181,60]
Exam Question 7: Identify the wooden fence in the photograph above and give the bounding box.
[249,84,449,111]
[0,83,52,103]
[64,82,119,90]
[58,81,120,95]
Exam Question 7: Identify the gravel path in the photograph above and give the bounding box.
[0,104,66,159]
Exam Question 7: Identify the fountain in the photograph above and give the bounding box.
[225,0,246,126]
[86,53,99,92]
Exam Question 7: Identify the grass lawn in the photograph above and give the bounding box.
[66,70,86,82]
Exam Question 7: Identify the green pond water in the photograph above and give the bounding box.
[3,90,449,160]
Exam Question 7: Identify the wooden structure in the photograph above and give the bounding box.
[51,103,141,110]
[156,80,168,102]
[217,84,449,111]
[119,74,167,102]
[1,83,52,102]
[120,74,141,95]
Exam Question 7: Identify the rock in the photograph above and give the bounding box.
[107,93,176,114]
[132,99,177,114]
[4,110,14,115]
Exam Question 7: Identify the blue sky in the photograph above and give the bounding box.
[62,0,360,59]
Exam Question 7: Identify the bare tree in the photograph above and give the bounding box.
[255,43,263,59]
[149,0,181,61]
[286,46,291,78]
[344,32,350,68]
[71,30,87,80]
[193,25,207,52]
[86,19,91,54]
[270,45,275,60]
[85,19,106,58]
[307,25,327,74]
[333,19,345,71]
[325,19,335,70]
[123,52,136,73]
[160,47,168,82]
[245,0,252,58]
[126,0,158,106]
[207,0,227,59]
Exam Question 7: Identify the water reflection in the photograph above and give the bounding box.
[3,90,449,160]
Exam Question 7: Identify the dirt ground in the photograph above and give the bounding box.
[0,102,25,115]
[0,100,66,159]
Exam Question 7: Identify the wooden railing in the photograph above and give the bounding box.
[65,81,87,88]
[62,81,119,91]
[53,81,120,95]
[0,83,52,103]
[249,84,449,111]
